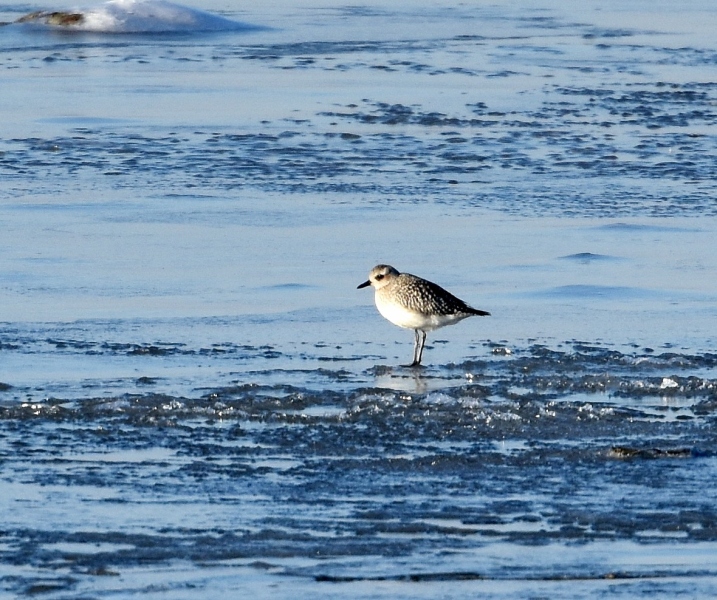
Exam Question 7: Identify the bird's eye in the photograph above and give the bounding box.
[375,274,384,281]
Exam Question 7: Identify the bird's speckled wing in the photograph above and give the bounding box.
[392,274,481,316]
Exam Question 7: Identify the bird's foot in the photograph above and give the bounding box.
[401,361,424,369]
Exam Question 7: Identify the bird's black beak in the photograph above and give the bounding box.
[357,280,371,289]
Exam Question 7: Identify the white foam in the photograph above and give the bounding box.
[40,0,251,33]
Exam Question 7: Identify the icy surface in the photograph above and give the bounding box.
[11,0,256,32]
[1,0,717,597]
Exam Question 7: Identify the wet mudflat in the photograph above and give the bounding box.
[1,0,717,597]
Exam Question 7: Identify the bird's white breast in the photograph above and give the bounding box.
[375,292,464,331]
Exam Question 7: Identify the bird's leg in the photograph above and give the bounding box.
[404,329,427,368]
[415,329,427,365]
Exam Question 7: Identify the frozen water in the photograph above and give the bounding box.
[1,0,717,597]
[10,0,257,32]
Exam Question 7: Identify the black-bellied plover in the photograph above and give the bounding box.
[358,264,490,367]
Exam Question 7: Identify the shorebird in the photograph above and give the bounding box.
[358,264,490,367]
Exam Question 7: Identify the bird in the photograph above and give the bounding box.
[357,264,490,367]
